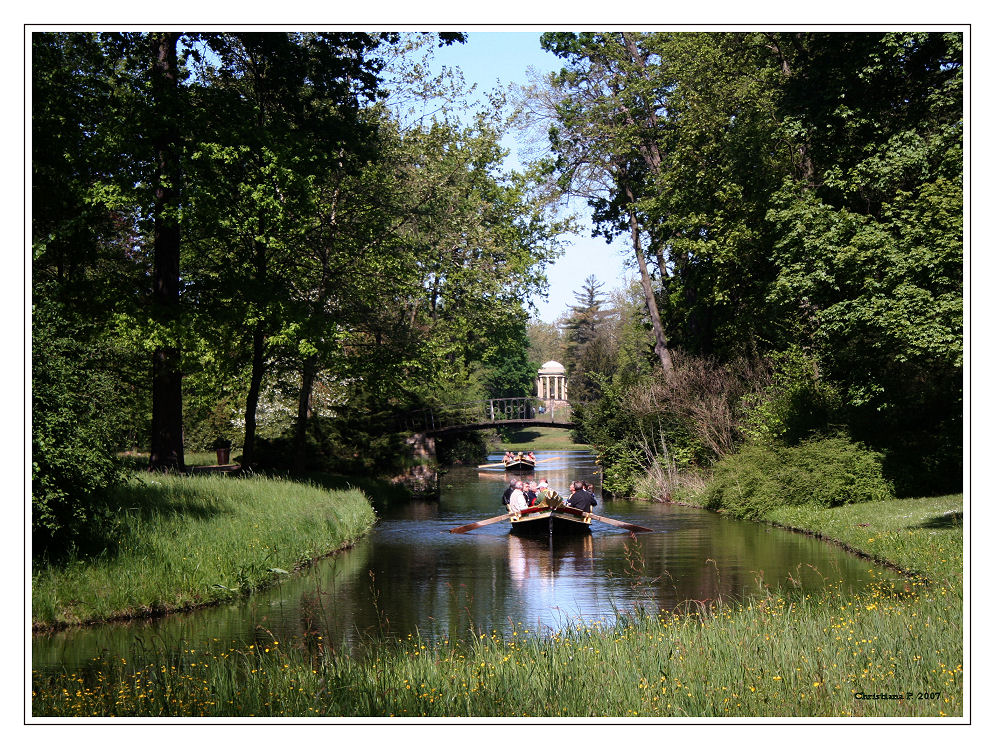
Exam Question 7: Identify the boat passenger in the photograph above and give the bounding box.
[527,451,535,461]
[508,481,530,514]
[501,480,516,506]
[535,480,563,509]
[567,480,597,514]
[525,481,539,506]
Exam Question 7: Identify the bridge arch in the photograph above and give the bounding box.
[403,397,578,436]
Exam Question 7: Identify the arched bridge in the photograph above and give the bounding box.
[405,397,576,435]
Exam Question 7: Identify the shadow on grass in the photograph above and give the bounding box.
[38,479,229,568]
[499,428,546,443]
[912,511,962,529]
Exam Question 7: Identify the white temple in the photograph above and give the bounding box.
[536,360,568,401]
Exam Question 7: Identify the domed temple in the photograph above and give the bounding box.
[536,360,568,402]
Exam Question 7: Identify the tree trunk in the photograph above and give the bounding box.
[241,323,266,466]
[293,354,318,473]
[623,184,674,376]
[148,31,185,471]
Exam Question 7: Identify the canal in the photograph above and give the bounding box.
[32,450,895,672]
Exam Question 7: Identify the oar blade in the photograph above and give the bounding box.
[448,513,512,534]
[588,513,654,533]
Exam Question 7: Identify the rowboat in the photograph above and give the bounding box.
[509,504,592,536]
[503,456,536,471]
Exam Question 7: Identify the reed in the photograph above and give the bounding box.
[32,473,376,629]
[32,493,962,718]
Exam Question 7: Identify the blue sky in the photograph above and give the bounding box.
[429,31,634,324]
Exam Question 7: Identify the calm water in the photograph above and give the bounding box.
[32,451,894,672]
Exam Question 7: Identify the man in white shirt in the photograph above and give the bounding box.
[508,480,529,514]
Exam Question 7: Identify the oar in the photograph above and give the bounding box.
[533,456,559,464]
[448,513,512,534]
[476,461,508,468]
[586,513,654,533]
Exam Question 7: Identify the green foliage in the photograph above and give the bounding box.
[741,347,842,446]
[536,31,962,496]
[562,275,613,401]
[32,299,127,557]
[32,31,565,509]
[702,437,894,519]
[595,438,647,498]
[435,432,490,466]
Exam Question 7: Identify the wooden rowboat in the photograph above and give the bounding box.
[503,456,536,471]
[509,504,591,536]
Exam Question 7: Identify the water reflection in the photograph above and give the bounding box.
[33,450,898,672]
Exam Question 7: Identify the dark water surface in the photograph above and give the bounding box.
[32,451,894,672]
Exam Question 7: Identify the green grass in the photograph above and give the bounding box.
[32,472,376,629]
[497,426,589,451]
[766,495,963,583]
[119,451,225,469]
[32,493,963,718]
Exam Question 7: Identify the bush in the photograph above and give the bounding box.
[32,311,127,557]
[740,347,842,446]
[436,431,490,465]
[702,436,893,519]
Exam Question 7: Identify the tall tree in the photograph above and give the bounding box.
[148,31,186,470]
[536,32,675,375]
[562,275,612,401]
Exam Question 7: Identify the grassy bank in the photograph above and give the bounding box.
[32,472,376,629]
[497,426,589,451]
[32,493,963,718]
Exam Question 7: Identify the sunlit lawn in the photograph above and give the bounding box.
[497,426,589,451]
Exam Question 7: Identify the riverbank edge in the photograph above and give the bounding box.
[646,491,963,581]
[647,495,912,578]
[31,471,386,633]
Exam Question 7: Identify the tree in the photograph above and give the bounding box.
[533,32,675,375]
[530,32,962,495]
[147,31,186,470]
[562,275,614,401]
[180,32,398,465]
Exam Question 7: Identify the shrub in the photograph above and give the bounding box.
[702,436,893,519]
[740,347,842,446]
[32,311,127,557]
[436,431,489,465]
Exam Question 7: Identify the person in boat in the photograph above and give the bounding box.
[566,480,597,514]
[501,479,516,506]
[535,478,564,509]
[525,481,539,506]
[503,451,515,465]
[527,451,535,462]
[508,480,529,514]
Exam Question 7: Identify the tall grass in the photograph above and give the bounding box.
[32,494,963,718]
[32,473,376,629]
[31,575,961,718]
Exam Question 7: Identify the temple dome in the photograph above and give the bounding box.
[538,360,566,375]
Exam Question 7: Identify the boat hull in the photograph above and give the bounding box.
[503,459,536,471]
[509,505,591,536]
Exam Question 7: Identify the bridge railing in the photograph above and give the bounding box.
[403,397,574,433]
